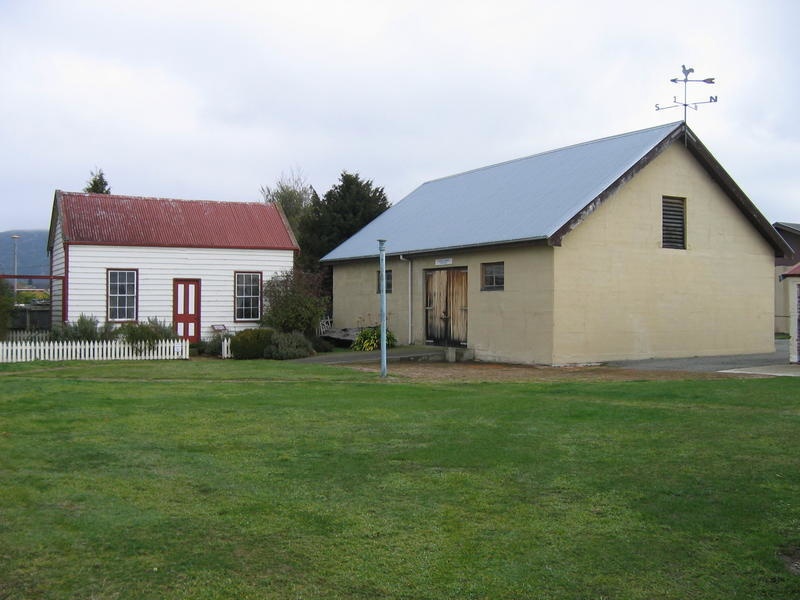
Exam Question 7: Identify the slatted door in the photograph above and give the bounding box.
[425,268,468,346]
[173,279,201,342]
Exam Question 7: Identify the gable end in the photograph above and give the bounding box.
[547,124,684,246]
[548,123,791,258]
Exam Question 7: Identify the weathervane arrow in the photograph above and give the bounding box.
[655,64,718,123]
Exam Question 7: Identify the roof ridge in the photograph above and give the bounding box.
[59,190,264,206]
[775,221,800,232]
[421,121,684,186]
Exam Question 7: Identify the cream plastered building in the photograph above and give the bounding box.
[324,122,790,365]
[783,264,800,363]
[773,222,800,334]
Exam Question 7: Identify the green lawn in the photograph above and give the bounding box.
[1,360,799,599]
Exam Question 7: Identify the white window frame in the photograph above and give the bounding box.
[107,269,138,321]
[235,272,262,321]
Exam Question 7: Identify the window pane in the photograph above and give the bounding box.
[235,272,261,320]
[376,269,393,293]
[481,262,504,290]
[108,270,137,321]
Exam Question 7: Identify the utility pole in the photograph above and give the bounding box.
[11,234,20,303]
[378,239,388,378]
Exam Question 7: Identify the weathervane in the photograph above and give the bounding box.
[655,65,717,123]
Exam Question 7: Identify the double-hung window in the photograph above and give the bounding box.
[235,272,262,320]
[108,269,137,321]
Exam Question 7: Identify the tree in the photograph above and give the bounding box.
[260,269,327,337]
[84,168,111,194]
[297,171,390,272]
[260,170,317,236]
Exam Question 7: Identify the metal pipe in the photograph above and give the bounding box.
[399,254,412,344]
[378,239,387,378]
[11,234,20,302]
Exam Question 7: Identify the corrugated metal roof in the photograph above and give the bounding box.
[775,222,800,236]
[323,122,686,261]
[53,191,298,251]
[783,262,800,277]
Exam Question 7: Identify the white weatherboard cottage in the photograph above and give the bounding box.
[48,191,298,342]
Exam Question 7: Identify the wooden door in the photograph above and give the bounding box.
[425,268,468,346]
[173,279,201,342]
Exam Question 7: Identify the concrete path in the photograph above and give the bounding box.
[293,346,444,365]
[296,340,800,377]
[607,339,800,376]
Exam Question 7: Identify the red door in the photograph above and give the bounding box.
[173,279,201,342]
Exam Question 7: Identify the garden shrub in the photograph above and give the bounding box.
[268,331,314,360]
[51,314,118,341]
[261,270,328,337]
[310,336,335,353]
[118,318,176,351]
[230,327,275,359]
[203,332,232,357]
[352,326,397,351]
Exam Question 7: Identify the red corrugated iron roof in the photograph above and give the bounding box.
[783,262,800,278]
[53,191,298,251]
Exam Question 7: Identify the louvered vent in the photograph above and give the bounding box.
[662,197,686,249]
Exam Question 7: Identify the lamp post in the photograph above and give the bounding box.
[11,234,20,303]
[378,239,388,378]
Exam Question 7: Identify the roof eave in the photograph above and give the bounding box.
[47,190,65,254]
[774,222,800,237]
[321,236,550,264]
[682,127,792,258]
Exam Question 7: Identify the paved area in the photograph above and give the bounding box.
[297,340,800,377]
[607,339,800,376]
[293,346,444,365]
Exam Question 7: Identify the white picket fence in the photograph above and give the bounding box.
[5,330,51,342]
[221,337,232,359]
[0,338,190,363]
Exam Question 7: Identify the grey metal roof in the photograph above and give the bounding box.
[323,122,685,262]
[774,222,800,235]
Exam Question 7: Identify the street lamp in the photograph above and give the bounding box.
[11,234,20,302]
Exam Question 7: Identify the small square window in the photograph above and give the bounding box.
[377,269,392,293]
[481,262,504,291]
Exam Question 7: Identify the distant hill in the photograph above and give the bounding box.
[0,230,50,289]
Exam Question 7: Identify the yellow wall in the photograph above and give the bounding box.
[331,246,555,363]
[551,143,775,364]
[332,257,412,342]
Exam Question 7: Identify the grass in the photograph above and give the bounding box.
[1,360,800,599]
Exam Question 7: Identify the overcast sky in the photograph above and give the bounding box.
[1,0,798,233]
